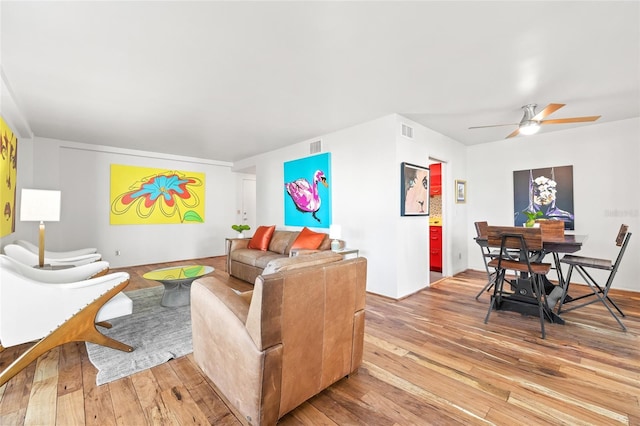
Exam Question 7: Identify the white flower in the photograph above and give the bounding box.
[533,175,557,206]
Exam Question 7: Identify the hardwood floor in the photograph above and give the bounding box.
[1,258,639,425]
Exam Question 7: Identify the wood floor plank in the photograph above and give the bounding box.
[1,260,639,425]
[24,348,59,426]
[359,389,446,425]
[130,369,172,425]
[149,359,213,424]
[108,377,147,426]
[353,368,469,425]
[362,360,494,424]
[80,342,116,426]
[279,401,337,425]
[56,388,86,426]
[302,391,368,426]
[0,344,36,425]
[159,384,210,426]
[507,386,628,425]
[173,355,240,425]
[57,342,84,398]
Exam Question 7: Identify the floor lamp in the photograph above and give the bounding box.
[19,189,61,268]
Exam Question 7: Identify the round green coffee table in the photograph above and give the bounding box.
[143,265,214,307]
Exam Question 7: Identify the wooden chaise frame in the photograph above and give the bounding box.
[0,278,133,387]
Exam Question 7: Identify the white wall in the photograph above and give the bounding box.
[0,138,33,249]
[17,138,239,268]
[235,115,400,296]
[234,113,469,298]
[0,70,35,250]
[396,124,431,297]
[397,116,469,277]
[466,118,640,292]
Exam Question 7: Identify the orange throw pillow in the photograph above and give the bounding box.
[291,227,326,250]
[248,225,276,251]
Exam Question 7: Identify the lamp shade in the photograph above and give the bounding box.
[20,189,61,222]
[518,121,541,136]
[329,224,342,240]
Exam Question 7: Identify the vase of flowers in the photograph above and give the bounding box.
[231,224,251,238]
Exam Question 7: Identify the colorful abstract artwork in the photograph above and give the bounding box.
[110,164,205,225]
[0,116,18,238]
[284,153,332,228]
[513,165,575,230]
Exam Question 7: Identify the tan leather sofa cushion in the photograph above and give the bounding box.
[316,234,331,250]
[262,251,343,275]
[230,248,285,268]
[268,231,298,255]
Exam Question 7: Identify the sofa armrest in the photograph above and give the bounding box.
[289,249,320,257]
[228,238,250,251]
[226,238,251,273]
[246,275,284,351]
[192,277,250,323]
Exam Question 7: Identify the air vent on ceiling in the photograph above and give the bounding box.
[310,140,322,154]
[401,123,414,139]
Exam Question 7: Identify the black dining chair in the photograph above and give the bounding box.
[474,221,521,300]
[474,221,498,299]
[558,224,631,331]
[484,226,552,339]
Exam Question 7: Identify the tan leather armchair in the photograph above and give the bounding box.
[191,256,367,425]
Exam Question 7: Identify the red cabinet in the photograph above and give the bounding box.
[430,163,441,196]
[430,226,442,272]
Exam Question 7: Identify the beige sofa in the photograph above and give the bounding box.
[227,229,340,283]
[191,255,367,425]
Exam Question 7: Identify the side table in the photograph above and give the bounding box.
[332,248,359,259]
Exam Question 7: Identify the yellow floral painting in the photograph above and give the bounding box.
[110,164,205,225]
[0,116,18,237]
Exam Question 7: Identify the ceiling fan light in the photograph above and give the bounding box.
[519,121,541,135]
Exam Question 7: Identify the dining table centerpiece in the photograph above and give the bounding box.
[524,210,543,227]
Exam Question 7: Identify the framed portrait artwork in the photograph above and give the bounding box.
[400,162,430,216]
[513,165,574,229]
[455,180,466,203]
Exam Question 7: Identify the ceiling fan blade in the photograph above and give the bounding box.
[540,116,601,125]
[468,123,518,129]
[532,103,565,121]
[505,128,521,138]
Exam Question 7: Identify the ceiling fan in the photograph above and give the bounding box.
[469,103,601,139]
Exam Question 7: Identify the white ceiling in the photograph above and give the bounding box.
[1,1,639,162]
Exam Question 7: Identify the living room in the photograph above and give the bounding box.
[1,1,639,424]
[2,1,639,298]
[5,109,639,298]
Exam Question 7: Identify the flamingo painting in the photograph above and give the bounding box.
[285,170,328,223]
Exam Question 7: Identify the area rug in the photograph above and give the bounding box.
[86,286,193,385]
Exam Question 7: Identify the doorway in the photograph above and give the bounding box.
[429,159,445,283]
[241,178,256,232]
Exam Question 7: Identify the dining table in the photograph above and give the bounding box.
[475,229,587,324]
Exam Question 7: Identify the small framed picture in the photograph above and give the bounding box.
[455,180,466,203]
